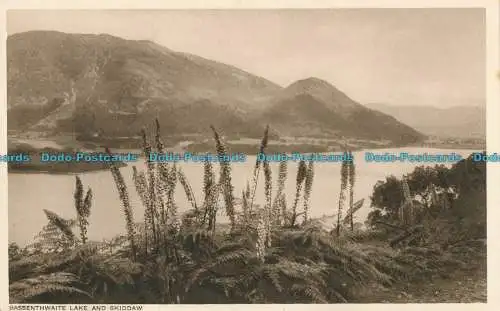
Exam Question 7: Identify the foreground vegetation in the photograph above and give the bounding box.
[8,121,486,303]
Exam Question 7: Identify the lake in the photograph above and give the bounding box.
[8,147,477,247]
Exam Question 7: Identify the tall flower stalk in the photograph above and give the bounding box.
[272,160,288,226]
[256,212,267,262]
[154,119,170,218]
[210,125,236,231]
[133,166,152,251]
[337,151,349,236]
[291,160,307,227]
[347,151,355,231]
[302,160,314,224]
[241,182,251,229]
[140,128,159,248]
[74,176,92,244]
[178,167,198,213]
[400,177,414,226]
[106,147,137,261]
[202,159,218,231]
[249,126,269,213]
[263,160,273,247]
[166,164,179,232]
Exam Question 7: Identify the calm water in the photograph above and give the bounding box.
[8,147,476,246]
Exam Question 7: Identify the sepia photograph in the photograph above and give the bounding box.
[5,7,489,305]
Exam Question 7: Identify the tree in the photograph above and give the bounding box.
[368,176,404,225]
[366,153,486,232]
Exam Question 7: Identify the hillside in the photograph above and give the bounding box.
[258,78,426,144]
[7,30,280,138]
[8,31,424,146]
[367,103,485,139]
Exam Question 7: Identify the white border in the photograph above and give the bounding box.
[0,0,498,9]
[1,1,498,311]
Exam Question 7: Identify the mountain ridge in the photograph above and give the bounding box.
[8,30,425,146]
[367,103,485,139]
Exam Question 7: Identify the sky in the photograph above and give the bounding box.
[7,9,486,108]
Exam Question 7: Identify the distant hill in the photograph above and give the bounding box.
[7,31,424,146]
[367,103,485,139]
[280,77,361,116]
[257,78,426,144]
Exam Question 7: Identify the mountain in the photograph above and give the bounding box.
[280,77,360,115]
[7,31,424,145]
[367,103,486,139]
[258,78,426,144]
[7,30,281,138]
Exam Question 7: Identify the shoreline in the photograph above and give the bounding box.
[5,147,482,174]
[7,169,113,175]
[4,143,483,175]
[7,161,128,175]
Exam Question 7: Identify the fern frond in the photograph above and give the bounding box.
[291,283,328,303]
[42,209,76,243]
[9,272,91,303]
[215,249,254,266]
